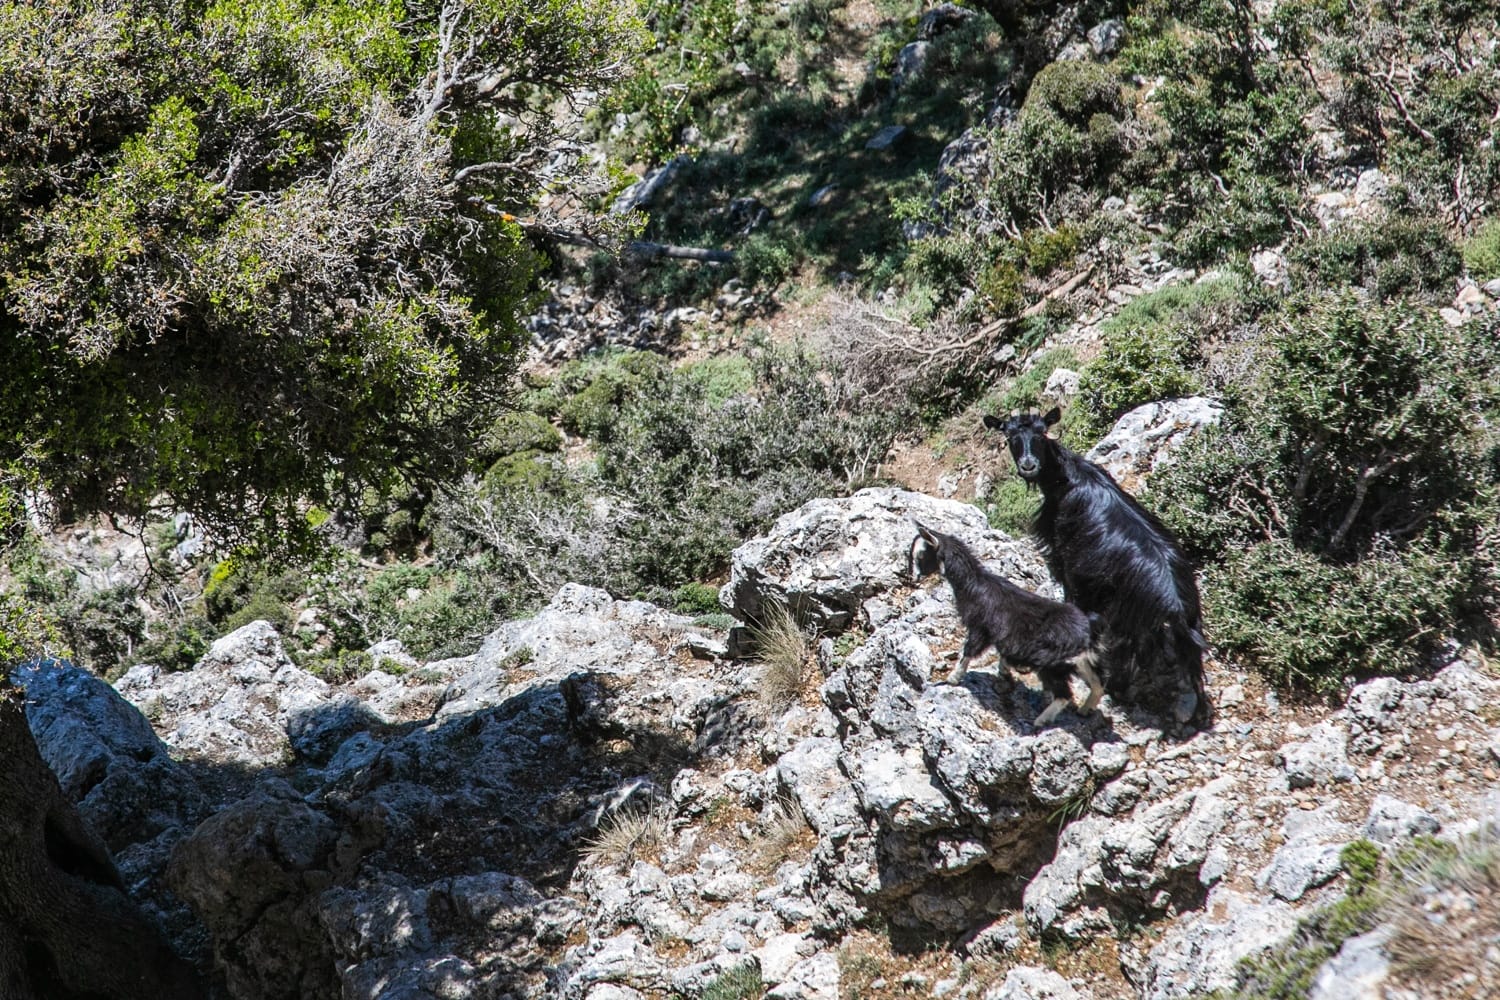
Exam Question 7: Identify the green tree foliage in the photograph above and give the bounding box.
[1124,0,1316,260]
[429,345,900,609]
[1150,277,1500,690]
[0,0,644,553]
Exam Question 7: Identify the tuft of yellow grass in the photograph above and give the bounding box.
[582,807,673,870]
[1386,829,1500,996]
[752,604,810,712]
[747,795,816,875]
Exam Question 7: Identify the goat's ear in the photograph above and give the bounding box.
[1042,406,1062,428]
[982,414,1005,432]
[912,520,937,543]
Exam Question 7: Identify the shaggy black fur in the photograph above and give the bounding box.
[911,522,1103,726]
[984,407,1210,726]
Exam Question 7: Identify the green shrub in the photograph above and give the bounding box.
[436,345,899,600]
[304,649,374,684]
[134,615,212,674]
[736,231,795,289]
[0,591,59,664]
[1021,225,1082,276]
[61,585,147,675]
[536,350,670,440]
[680,355,754,405]
[482,451,564,493]
[1076,279,1243,433]
[1205,538,1479,692]
[597,347,899,586]
[978,259,1025,315]
[701,964,763,1000]
[1120,4,1317,264]
[1462,218,1500,280]
[982,477,1039,537]
[1077,322,1201,432]
[478,412,563,461]
[311,556,514,661]
[670,582,723,615]
[204,559,302,632]
[1288,215,1461,300]
[1024,60,1124,125]
[1149,291,1499,692]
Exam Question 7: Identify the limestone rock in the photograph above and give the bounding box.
[721,487,1050,632]
[1085,398,1224,491]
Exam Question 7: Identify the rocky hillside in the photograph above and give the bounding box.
[18,461,1500,999]
[7,1,1500,998]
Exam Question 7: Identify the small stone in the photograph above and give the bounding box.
[1456,284,1487,308]
[1087,19,1126,57]
[808,185,839,208]
[865,125,908,151]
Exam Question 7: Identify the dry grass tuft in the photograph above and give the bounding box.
[752,604,811,712]
[1386,829,1500,997]
[747,795,816,875]
[582,807,673,871]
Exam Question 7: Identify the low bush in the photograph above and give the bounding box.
[597,346,900,586]
[1287,214,1461,301]
[702,964,763,1000]
[1462,218,1500,281]
[203,559,302,633]
[1148,291,1499,692]
[477,412,563,463]
[527,350,669,440]
[1076,278,1243,435]
[425,343,898,629]
[982,476,1039,537]
[669,582,723,615]
[311,553,515,661]
[1205,538,1481,692]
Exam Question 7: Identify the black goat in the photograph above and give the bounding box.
[910,521,1103,727]
[984,408,1209,725]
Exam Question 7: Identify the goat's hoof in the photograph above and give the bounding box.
[1034,700,1067,727]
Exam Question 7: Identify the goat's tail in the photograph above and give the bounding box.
[1085,612,1107,647]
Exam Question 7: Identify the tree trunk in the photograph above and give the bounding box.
[0,680,202,999]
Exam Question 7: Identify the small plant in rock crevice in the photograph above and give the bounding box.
[752,605,811,713]
[581,806,674,871]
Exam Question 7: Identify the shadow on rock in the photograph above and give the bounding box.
[17,583,752,1000]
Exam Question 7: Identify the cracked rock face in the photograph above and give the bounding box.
[720,487,1057,634]
[21,478,1500,999]
[724,490,1213,938]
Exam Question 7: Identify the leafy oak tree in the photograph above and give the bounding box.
[0,0,643,994]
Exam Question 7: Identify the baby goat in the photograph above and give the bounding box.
[910,521,1103,726]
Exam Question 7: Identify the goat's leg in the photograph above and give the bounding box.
[1072,650,1104,716]
[1034,666,1074,727]
[945,629,991,683]
[1034,695,1069,727]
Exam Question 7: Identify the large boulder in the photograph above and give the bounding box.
[1085,397,1223,491]
[15,658,207,852]
[721,487,1054,633]
[728,490,1226,935]
[116,620,379,765]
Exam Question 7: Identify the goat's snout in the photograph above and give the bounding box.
[1016,454,1041,478]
